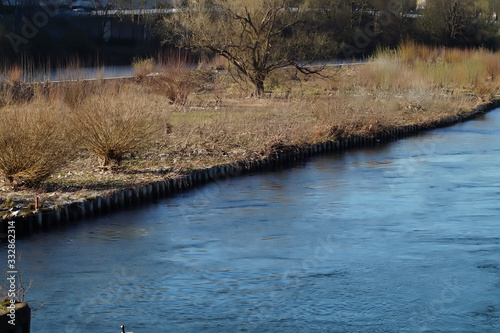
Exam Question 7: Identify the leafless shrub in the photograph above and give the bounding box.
[54,80,98,109]
[150,51,196,107]
[70,84,170,166]
[132,58,155,80]
[0,102,74,188]
[149,73,194,107]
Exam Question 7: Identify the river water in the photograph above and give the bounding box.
[4,109,500,332]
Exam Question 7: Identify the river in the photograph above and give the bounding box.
[3,109,500,332]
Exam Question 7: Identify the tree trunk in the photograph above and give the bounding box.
[253,72,266,97]
[255,79,265,97]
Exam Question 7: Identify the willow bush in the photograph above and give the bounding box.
[0,102,73,188]
[150,53,196,107]
[69,84,169,166]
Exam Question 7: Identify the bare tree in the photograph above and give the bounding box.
[420,0,494,45]
[164,0,327,96]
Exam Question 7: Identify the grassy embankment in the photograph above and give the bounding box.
[1,42,499,214]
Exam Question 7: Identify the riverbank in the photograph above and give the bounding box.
[1,44,500,235]
[1,97,499,240]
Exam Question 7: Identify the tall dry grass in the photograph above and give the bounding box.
[0,65,30,106]
[357,42,500,95]
[7,66,22,84]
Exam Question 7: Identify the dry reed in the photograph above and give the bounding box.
[354,42,500,97]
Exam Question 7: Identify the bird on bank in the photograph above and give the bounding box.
[120,324,132,333]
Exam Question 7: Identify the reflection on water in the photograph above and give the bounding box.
[5,110,500,332]
[25,66,134,82]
